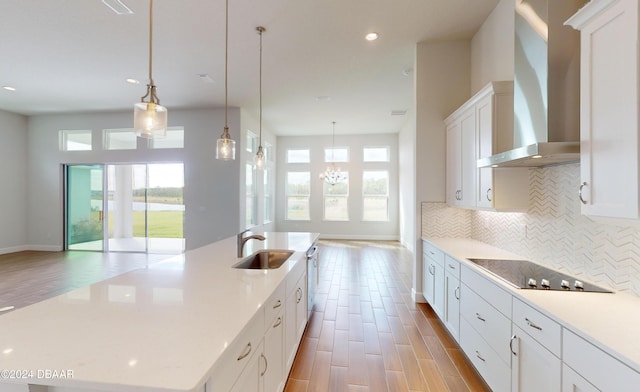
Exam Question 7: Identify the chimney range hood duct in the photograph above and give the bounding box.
[478,0,587,168]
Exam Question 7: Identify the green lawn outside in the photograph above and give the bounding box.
[108,211,184,238]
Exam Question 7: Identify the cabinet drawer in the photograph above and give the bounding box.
[444,255,460,279]
[563,329,640,391]
[265,281,285,329]
[209,309,266,391]
[460,318,511,392]
[461,264,511,317]
[460,283,511,365]
[423,241,445,266]
[512,298,561,357]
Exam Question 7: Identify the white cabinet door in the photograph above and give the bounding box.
[422,252,435,305]
[285,271,307,373]
[443,257,460,341]
[230,341,264,392]
[511,325,561,392]
[432,259,445,319]
[567,0,640,218]
[562,364,599,392]
[459,110,477,207]
[446,120,462,206]
[264,314,285,392]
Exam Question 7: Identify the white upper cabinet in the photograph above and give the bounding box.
[445,81,528,211]
[566,0,640,219]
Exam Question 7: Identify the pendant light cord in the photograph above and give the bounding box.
[332,121,336,162]
[148,0,153,83]
[259,27,263,146]
[224,0,229,130]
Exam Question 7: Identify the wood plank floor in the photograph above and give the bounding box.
[285,240,490,392]
[0,241,490,391]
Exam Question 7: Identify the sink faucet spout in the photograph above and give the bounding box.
[237,230,266,257]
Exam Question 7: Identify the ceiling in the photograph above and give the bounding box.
[0,0,499,136]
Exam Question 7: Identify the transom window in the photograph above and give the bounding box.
[287,149,310,163]
[363,147,389,162]
[324,147,349,163]
[60,130,92,151]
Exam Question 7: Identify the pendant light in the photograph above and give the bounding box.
[320,121,345,186]
[133,0,168,139]
[216,0,236,160]
[254,26,266,170]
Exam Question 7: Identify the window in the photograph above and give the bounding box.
[246,163,257,227]
[286,172,310,220]
[60,130,92,151]
[323,173,349,221]
[287,149,310,163]
[246,131,258,153]
[103,128,137,150]
[150,127,184,149]
[325,147,349,163]
[264,167,273,223]
[363,147,389,162]
[362,171,389,221]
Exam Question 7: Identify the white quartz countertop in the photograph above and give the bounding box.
[423,237,640,374]
[0,231,319,392]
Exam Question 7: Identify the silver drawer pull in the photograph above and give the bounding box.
[296,287,302,303]
[454,287,460,300]
[579,182,588,204]
[475,313,486,322]
[273,317,282,328]
[510,335,517,356]
[448,264,456,270]
[525,318,542,331]
[260,353,268,377]
[237,342,252,361]
[273,300,282,309]
[475,350,485,362]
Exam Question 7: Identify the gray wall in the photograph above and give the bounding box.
[26,108,241,251]
[0,110,28,253]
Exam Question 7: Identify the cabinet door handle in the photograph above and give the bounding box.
[475,350,486,362]
[579,182,588,204]
[475,312,486,322]
[273,316,282,328]
[510,335,517,356]
[296,287,302,303]
[260,353,268,377]
[237,342,252,361]
[273,299,282,309]
[525,317,543,331]
[486,187,492,202]
[448,263,456,270]
[430,264,435,275]
[454,286,460,300]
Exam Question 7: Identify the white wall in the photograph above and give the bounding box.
[398,110,416,251]
[471,0,515,92]
[413,39,471,300]
[26,108,241,251]
[0,110,28,254]
[275,133,399,239]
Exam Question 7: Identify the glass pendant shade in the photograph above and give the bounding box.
[321,164,344,186]
[216,127,236,160]
[134,100,167,139]
[254,145,265,169]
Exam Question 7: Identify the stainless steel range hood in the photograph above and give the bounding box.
[478,0,587,168]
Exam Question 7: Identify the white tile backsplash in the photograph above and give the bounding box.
[422,163,640,297]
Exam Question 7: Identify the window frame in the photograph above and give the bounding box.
[285,171,311,221]
[362,170,390,222]
[322,171,349,221]
[59,130,92,151]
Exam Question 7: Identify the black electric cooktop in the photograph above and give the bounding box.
[468,258,612,293]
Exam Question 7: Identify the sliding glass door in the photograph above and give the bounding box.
[65,163,184,254]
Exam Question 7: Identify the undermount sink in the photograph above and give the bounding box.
[233,250,294,270]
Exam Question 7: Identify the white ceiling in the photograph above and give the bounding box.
[0,0,499,136]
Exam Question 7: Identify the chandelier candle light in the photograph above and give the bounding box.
[216,0,236,160]
[320,121,345,186]
[254,26,266,170]
[133,0,168,139]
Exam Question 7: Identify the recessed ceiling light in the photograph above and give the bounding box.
[532,155,543,159]
[365,32,379,41]
[126,78,140,85]
[391,110,407,116]
[2,86,16,91]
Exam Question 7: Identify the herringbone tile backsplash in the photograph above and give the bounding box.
[422,163,640,297]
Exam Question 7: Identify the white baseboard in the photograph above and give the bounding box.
[27,245,64,252]
[412,288,427,303]
[0,245,29,255]
[318,234,400,241]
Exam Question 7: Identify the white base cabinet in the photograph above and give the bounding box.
[511,325,561,392]
[285,264,308,372]
[443,256,460,341]
[422,242,445,319]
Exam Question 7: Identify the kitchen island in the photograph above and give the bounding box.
[0,231,319,392]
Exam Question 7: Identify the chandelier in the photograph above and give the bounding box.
[320,121,345,186]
